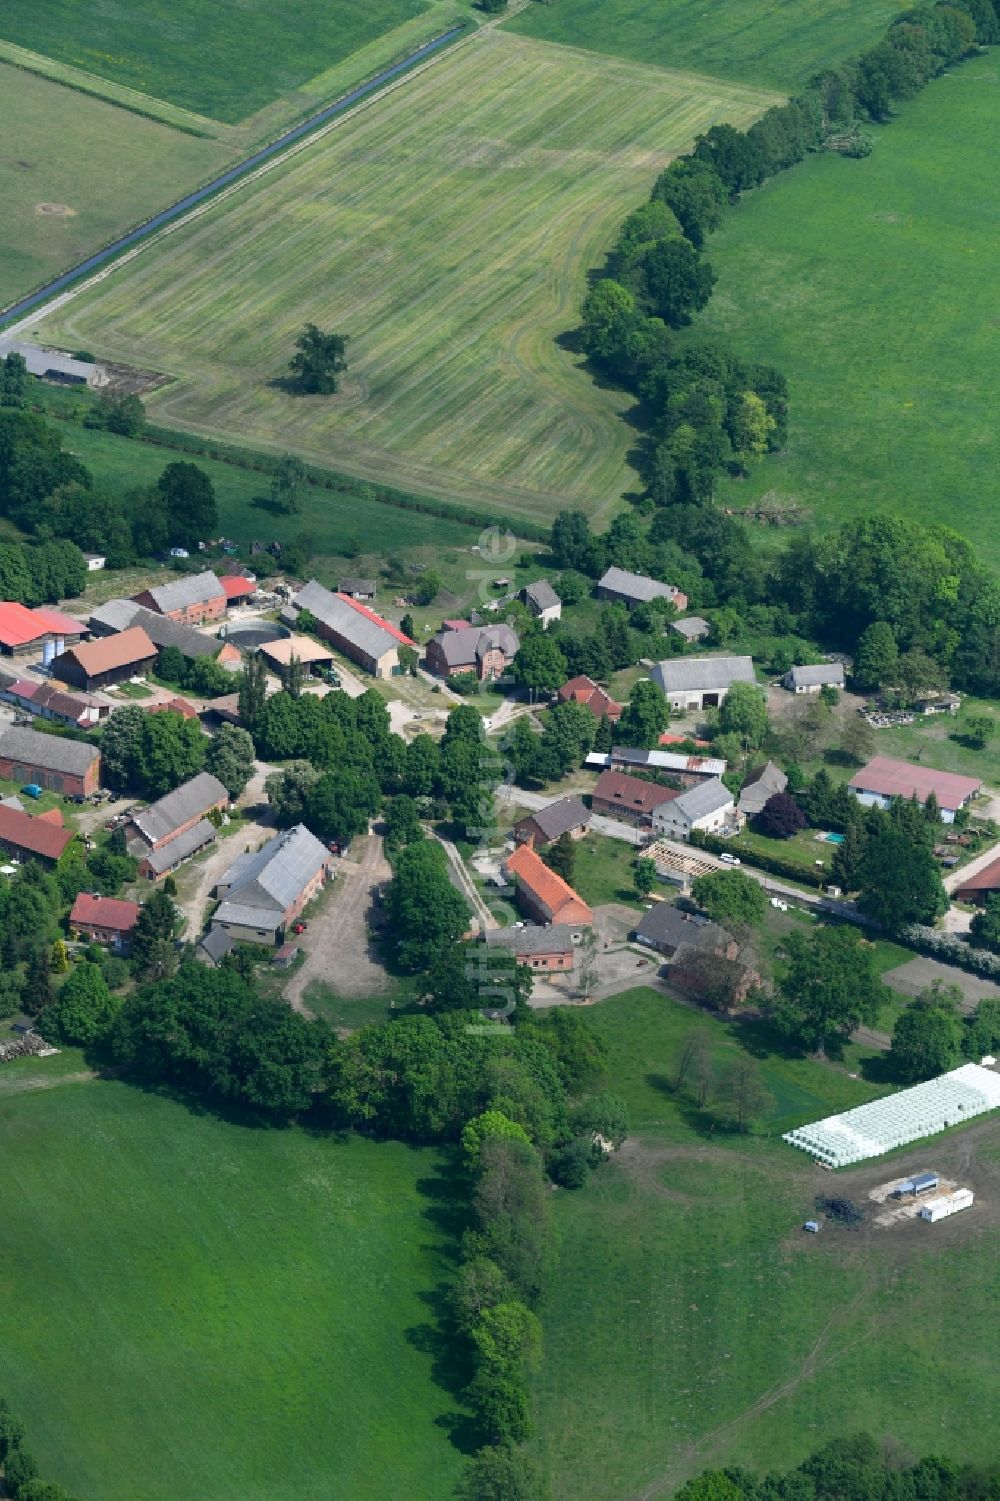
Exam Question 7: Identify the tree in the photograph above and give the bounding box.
[652,157,726,248]
[477,0,508,11]
[288,324,349,394]
[963,713,994,751]
[40,962,119,1046]
[156,461,217,547]
[773,926,889,1057]
[853,620,898,690]
[130,888,179,980]
[99,705,147,791]
[856,827,948,931]
[388,840,471,972]
[462,1110,533,1167]
[455,1444,550,1501]
[239,649,268,730]
[617,678,670,749]
[542,832,576,886]
[22,947,52,1016]
[570,1090,629,1148]
[714,1056,774,1132]
[304,767,380,846]
[136,711,206,798]
[731,391,776,461]
[103,391,145,436]
[412,569,442,607]
[512,633,567,695]
[839,714,875,766]
[626,237,715,327]
[399,613,416,641]
[205,724,255,798]
[691,869,766,928]
[970,893,1000,953]
[579,279,637,362]
[632,856,657,899]
[265,760,320,824]
[889,984,963,1082]
[270,453,307,514]
[756,791,806,839]
[718,682,768,751]
[385,793,424,849]
[49,939,68,975]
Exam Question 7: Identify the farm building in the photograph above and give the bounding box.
[132,571,227,626]
[954,858,1000,905]
[597,567,687,613]
[127,771,226,880]
[288,580,413,678]
[484,924,577,972]
[591,769,676,829]
[0,803,75,864]
[147,696,200,721]
[90,602,240,667]
[338,578,376,600]
[51,626,157,691]
[514,795,591,849]
[848,756,982,824]
[0,339,104,387]
[913,692,961,716]
[83,554,106,572]
[520,579,561,629]
[783,663,845,694]
[557,675,622,722]
[738,760,788,818]
[671,616,711,643]
[652,777,736,842]
[0,725,100,796]
[651,656,756,712]
[211,824,333,946]
[219,575,255,605]
[630,903,734,960]
[426,623,519,682]
[896,1171,939,1197]
[0,677,107,729]
[0,602,87,662]
[505,844,593,928]
[601,746,727,781]
[69,892,139,952]
[783,1063,1000,1166]
[257,636,335,677]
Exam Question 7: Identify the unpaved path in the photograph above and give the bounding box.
[428,828,497,930]
[284,833,391,1013]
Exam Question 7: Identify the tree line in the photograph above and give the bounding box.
[0,1395,80,1500]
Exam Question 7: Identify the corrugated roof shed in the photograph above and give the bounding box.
[89,598,144,634]
[669,777,734,822]
[598,567,680,604]
[651,656,756,695]
[215,824,330,915]
[143,571,225,614]
[848,756,981,809]
[219,576,254,600]
[293,580,412,659]
[132,771,225,846]
[0,601,84,649]
[139,818,216,874]
[671,616,711,639]
[485,924,576,956]
[518,796,590,842]
[788,663,844,688]
[0,340,95,382]
[0,725,99,776]
[739,760,788,816]
[523,579,560,612]
[633,903,729,952]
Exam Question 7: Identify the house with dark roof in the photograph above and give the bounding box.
[520,580,561,629]
[591,769,676,828]
[505,844,593,927]
[652,777,736,841]
[133,570,227,626]
[514,795,591,850]
[289,580,413,678]
[210,824,333,945]
[738,760,788,819]
[69,892,140,952]
[557,675,622,722]
[0,602,87,661]
[484,924,577,972]
[128,771,227,879]
[630,903,734,959]
[426,623,519,682]
[0,725,100,796]
[597,567,687,613]
[848,757,981,824]
[784,662,845,694]
[51,626,157,691]
[338,578,376,600]
[0,803,76,864]
[651,655,756,712]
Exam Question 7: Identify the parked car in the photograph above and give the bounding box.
[168,546,190,559]
[719,852,740,866]
[291,921,308,935]
[20,784,43,799]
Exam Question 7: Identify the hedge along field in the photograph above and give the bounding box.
[0,1080,462,1501]
[506,0,902,91]
[34,32,779,528]
[0,64,228,309]
[694,55,1000,568]
[0,0,434,122]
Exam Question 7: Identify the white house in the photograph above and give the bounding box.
[520,579,562,629]
[652,777,736,842]
[651,656,756,713]
[783,663,845,694]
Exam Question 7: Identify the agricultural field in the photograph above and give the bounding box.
[33,32,779,527]
[0,0,437,122]
[507,0,901,92]
[532,988,1000,1499]
[0,64,227,309]
[0,1077,461,1501]
[696,57,1000,567]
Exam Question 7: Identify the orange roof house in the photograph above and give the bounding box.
[0,802,75,863]
[557,675,622,722]
[505,844,593,927]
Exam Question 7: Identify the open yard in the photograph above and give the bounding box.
[0,1076,461,1501]
[507,0,899,92]
[532,987,1000,1498]
[33,32,778,525]
[695,56,1000,566]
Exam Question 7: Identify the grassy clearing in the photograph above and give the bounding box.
[507,0,900,91]
[573,833,644,908]
[694,57,1000,566]
[0,1079,461,1501]
[533,987,1000,1497]
[35,33,777,526]
[0,64,227,310]
[0,0,435,123]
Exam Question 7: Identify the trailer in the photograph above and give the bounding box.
[920,1189,974,1223]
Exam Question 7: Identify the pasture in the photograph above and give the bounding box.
[507,0,902,91]
[533,988,1000,1498]
[0,0,435,122]
[0,64,226,309]
[33,32,778,527]
[695,57,1000,567]
[0,1077,461,1501]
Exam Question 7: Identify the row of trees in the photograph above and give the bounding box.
[99,705,255,801]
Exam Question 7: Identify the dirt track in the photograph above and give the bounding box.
[283,833,391,1013]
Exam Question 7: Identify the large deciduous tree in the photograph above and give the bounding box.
[388,839,471,972]
[773,925,888,1057]
[691,869,765,928]
[889,984,963,1082]
[288,324,349,394]
[856,827,948,931]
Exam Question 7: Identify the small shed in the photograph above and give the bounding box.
[272,942,300,969]
[897,1171,939,1197]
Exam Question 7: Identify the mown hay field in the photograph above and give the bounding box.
[35,32,779,528]
[0,1077,461,1501]
[507,0,902,91]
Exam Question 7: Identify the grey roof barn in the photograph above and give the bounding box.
[651,656,756,695]
[738,760,788,817]
[0,725,99,777]
[131,771,227,846]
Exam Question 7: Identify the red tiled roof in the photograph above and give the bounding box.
[335,594,414,646]
[36,807,64,826]
[558,675,622,721]
[32,607,86,636]
[954,859,1000,896]
[593,768,677,816]
[148,696,199,719]
[848,756,981,810]
[8,679,39,700]
[0,603,55,649]
[659,731,711,748]
[70,892,140,932]
[0,803,74,860]
[219,575,255,600]
[505,844,593,924]
[61,625,157,677]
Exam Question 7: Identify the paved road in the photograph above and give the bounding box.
[284,833,391,1012]
[497,783,644,844]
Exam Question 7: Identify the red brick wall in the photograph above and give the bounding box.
[0,754,98,797]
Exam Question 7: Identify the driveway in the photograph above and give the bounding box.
[943,839,1000,893]
[882,955,1000,1013]
[173,806,276,936]
[284,832,391,1012]
[429,828,498,930]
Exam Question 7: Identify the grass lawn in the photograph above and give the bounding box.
[573,832,643,908]
[0,63,226,309]
[0,1079,463,1500]
[532,986,1000,1497]
[34,34,777,526]
[507,0,900,92]
[695,56,1000,567]
[0,0,435,123]
[302,980,402,1031]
